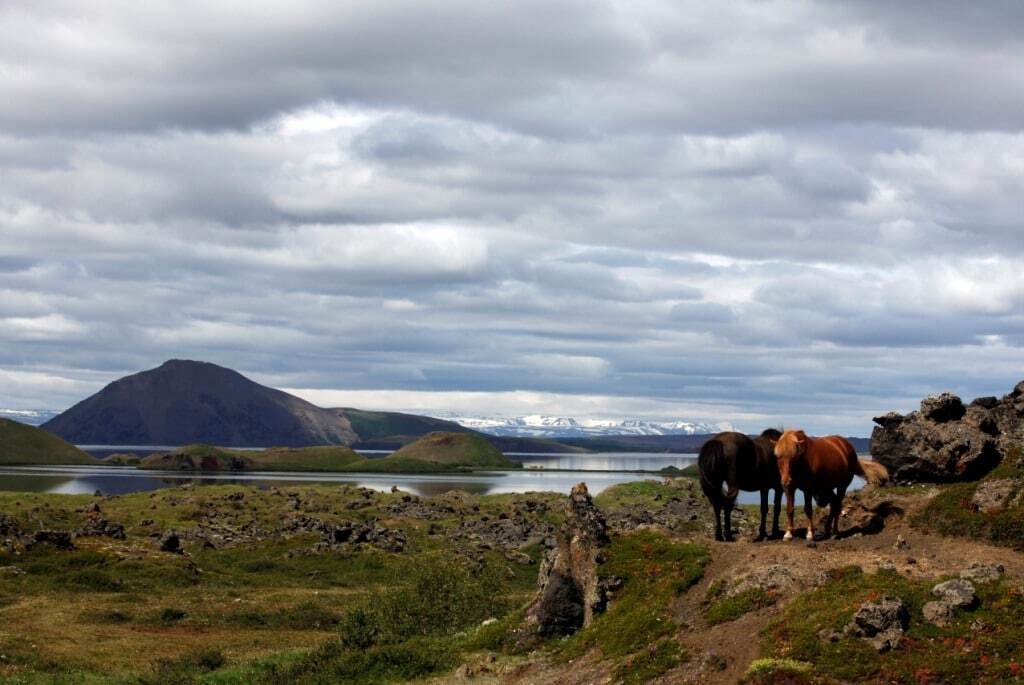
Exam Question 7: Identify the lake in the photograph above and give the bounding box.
[0,450,863,502]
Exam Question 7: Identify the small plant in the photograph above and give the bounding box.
[159,607,187,623]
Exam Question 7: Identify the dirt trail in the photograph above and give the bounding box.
[454,487,1024,685]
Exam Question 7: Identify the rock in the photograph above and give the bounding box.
[932,579,977,608]
[0,565,25,576]
[960,563,1004,584]
[728,564,823,598]
[525,483,609,636]
[920,393,966,423]
[844,598,909,652]
[970,479,1020,513]
[30,530,75,550]
[922,600,956,626]
[893,534,909,550]
[0,513,20,537]
[872,380,1024,483]
[77,517,126,540]
[159,531,182,553]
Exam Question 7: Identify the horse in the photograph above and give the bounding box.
[774,429,889,541]
[698,428,783,542]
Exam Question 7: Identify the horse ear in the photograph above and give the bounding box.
[795,430,807,442]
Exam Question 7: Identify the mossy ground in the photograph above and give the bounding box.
[761,566,1024,684]
[913,446,1024,550]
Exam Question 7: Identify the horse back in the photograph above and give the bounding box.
[806,435,858,487]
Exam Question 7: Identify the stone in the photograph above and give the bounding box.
[31,530,75,550]
[960,563,1004,585]
[870,380,1024,483]
[922,600,956,626]
[844,598,909,652]
[932,579,977,608]
[159,531,182,553]
[970,479,1019,513]
[525,483,609,636]
[893,534,909,550]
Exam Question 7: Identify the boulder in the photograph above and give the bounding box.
[159,530,182,553]
[525,483,609,636]
[31,529,75,550]
[922,600,956,627]
[932,579,977,609]
[960,563,1004,585]
[844,598,909,652]
[870,380,1024,483]
[970,479,1020,513]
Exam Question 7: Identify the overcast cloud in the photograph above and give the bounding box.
[1,1,1022,434]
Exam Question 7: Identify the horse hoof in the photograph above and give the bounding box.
[806,531,815,541]
[783,531,793,541]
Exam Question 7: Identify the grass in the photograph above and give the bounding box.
[553,530,707,675]
[704,581,777,625]
[761,565,1024,684]
[383,432,517,469]
[913,446,1024,550]
[0,418,94,465]
[0,483,551,683]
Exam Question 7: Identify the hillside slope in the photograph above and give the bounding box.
[381,432,517,469]
[42,360,357,447]
[0,419,94,465]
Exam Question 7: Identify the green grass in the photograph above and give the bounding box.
[704,584,777,625]
[141,444,365,472]
[913,446,1024,550]
[383,432,517,468]
[0,418,94,465]
[554,531,707,671]
[762,566,1024,684]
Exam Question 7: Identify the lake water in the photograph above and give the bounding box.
[0,450,863,502]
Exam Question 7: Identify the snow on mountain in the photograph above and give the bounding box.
[438,414,731,438]
[0,409,61,426]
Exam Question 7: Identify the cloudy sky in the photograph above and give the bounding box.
[2,1,1023,434]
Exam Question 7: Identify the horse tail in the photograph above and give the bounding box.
[699,439,736,500]
[855,458,889,486]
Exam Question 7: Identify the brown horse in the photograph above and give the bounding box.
[774,429,889,541]
[698,429,783,541]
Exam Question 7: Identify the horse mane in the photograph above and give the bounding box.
[759,428,782,440]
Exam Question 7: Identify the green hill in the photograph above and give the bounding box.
[368,432,517,470]
[0,419,94,465]
[141,444,364,472]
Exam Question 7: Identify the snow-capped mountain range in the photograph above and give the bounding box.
[437,414,732,438]
[0,409,60,426]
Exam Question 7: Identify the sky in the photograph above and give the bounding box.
[1,1,1023,435]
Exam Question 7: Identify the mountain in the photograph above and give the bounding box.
[0,409,60,427]
[441,414,730,438]
[42,360,358,447]
[0,418,94,465]
[336,408,475,449]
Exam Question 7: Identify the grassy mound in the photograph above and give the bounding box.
[913,446,1024,550]
[0,418,94,465]
[378,432,517,469]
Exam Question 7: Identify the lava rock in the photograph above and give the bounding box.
[970,479,1020,513]
[932,579,977,609]
[845,598,909,652]
[922,600,956,626]
[159,531,182,553]
[960,563,1004,585]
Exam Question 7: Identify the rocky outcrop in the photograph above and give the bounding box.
[870,381,1024,483]
[525,483,610,636]
[923,578,979,626]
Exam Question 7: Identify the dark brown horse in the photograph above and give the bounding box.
[698,429,783,541]
[774,429,889,541]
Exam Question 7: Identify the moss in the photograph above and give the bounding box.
[555,531,707,662]
[705,587,777,625]
[761,566,1024,683]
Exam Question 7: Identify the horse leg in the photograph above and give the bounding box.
[783,487,796,540]
[804,489,815,541]
[755,489,768,541]
[772,488,783,538]
[724,499,735,542]
[833,486,847,538]
[712,500,723,541]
